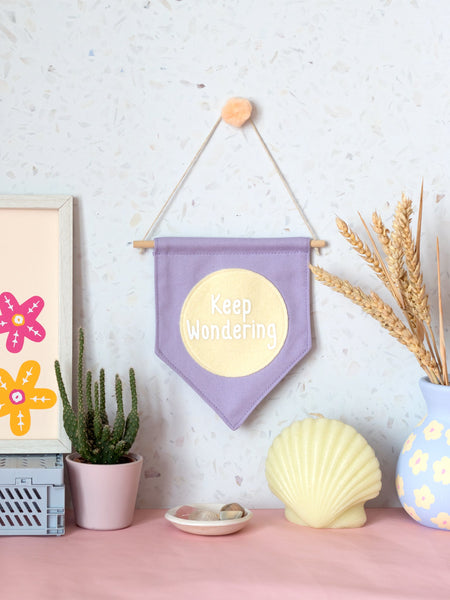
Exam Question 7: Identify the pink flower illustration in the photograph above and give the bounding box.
[0,292,46,353]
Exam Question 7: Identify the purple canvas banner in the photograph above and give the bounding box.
[154,237,311,430]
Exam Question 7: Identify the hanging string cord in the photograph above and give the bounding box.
[139,112,322,252]
[142,115,223,241]
[248,118,318,243]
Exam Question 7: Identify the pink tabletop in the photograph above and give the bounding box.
[1,508,449,599]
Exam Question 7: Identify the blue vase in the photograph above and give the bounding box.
[396,377,450,530]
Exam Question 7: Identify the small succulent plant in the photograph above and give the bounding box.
[54,328,139,464]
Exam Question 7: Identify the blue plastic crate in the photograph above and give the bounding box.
[0,454,65,536]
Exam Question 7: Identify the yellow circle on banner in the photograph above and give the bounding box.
[179,268,288,377]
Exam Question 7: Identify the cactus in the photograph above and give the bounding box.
[54,328,140,464]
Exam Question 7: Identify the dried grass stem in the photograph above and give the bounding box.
[311,192,447,385]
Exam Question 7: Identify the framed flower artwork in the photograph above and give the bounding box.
[0,195,73,453]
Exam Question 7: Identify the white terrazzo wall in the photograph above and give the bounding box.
[1,0,450,508]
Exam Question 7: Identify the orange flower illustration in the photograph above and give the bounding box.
[0,361,56,436]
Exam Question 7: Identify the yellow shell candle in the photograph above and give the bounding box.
[265,417,382,528]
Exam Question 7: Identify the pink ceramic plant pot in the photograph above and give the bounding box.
[66,452,143,530]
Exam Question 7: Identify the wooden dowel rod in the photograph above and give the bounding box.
[133,239,326,249]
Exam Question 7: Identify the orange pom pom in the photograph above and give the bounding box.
[221,97,253,128]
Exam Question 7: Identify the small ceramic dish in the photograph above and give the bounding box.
[165,502,252,536]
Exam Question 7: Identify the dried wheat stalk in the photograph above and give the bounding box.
[336,217,386,282]
[437,238,449,385]
[387,196,410,307]
[311,192,447,385]
[372,212,390,254]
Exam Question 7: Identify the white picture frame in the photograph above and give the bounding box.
[0,195,73,453]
